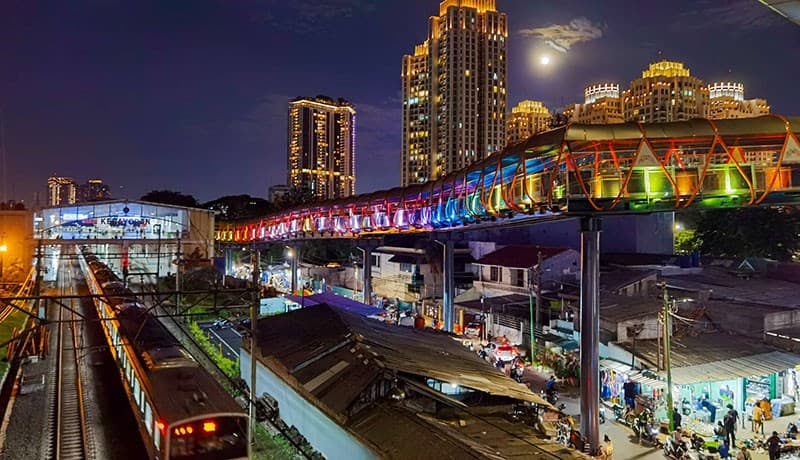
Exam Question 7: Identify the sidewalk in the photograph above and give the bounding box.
[521,363,799,459]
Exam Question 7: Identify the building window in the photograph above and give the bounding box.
[400,263,413,273]
[490,266,502,282]
[371,254,380,268]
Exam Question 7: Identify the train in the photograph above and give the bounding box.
[77,245,248,460]
[216,116,800,243]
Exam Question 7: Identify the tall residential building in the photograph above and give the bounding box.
[506,100,551,144]
[707,82,770,119]
[401,0,508,186]
[565,83,625,125]
[78,179,111,202]
[287,96,356,200]
[623,60,709,123]
[47,177,77,206]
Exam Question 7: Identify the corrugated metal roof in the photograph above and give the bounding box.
[669,351,800,385]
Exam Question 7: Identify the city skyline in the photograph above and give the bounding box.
[1,0,799,204]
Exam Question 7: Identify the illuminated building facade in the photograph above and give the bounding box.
[623,61,709,123]
[47,176,77,206]
[506,100,551,145]
[78,179,111,202]
[287,96,356,200]
[401,0,508,186]
[565,84,624,125]
[708,82,770,119]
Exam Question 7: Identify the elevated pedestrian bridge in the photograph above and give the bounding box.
[217,116,800,243]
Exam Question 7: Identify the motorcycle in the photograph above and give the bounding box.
[632,411,661,446]
[664,436,690,459]
[599,406,606,424]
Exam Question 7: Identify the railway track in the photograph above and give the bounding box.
[50,261,89,460]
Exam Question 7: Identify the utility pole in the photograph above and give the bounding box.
[535,251,543,350]
[528,269,535,364]
[248,246,260,457]
[34,239,44,318]
[662,281,675,432]
[175,237,182,315]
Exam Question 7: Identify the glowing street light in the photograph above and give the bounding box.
[0,243,6,279]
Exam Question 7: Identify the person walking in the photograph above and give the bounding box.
[752,403,765,435]
[766,431,783,460]
[724,404,739,447]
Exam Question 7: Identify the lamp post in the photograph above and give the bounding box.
[153,223,162,282]
[0,242,6,279]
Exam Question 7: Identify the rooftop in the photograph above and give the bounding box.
[474,245,571,268]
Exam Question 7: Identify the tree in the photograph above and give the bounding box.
[202,195,274,221]
[140,190,200,208]
[549,112,569,129]
[689,207,800,262]
[273,186,316,211]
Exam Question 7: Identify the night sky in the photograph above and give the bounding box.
[1,0,798,204]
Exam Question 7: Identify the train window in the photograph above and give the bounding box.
[144,402,153,435]
[169,416,248,460]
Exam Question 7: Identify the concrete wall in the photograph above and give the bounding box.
[765,310,800,333]
[241,350,378,460]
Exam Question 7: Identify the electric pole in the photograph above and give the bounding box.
[662,282,675,432]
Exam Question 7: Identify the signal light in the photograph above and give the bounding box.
[157,421,165,433]
[203,421,217,433]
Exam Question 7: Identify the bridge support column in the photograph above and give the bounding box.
[362,246,373,305]
[289,245,299,294]
[442,239,455,333]
[580,217,601,456]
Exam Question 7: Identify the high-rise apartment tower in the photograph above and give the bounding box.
[287,96,356,200]
[47,176,77,206]
[623,60,709,123]
[401,0,508,186]
[506,100,551,145]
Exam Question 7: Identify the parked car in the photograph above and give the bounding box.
[212,318,233,329]
[481,341,519,364]
[464,322,482,337]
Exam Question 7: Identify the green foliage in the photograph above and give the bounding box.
[252,423,304,460]
[691,207,800,262]
[674,229,701,254]
[188,321,240,379]
[140,190,200,208]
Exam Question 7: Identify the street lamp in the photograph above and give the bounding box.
[0,243,6,279]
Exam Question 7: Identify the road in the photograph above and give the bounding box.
[198,321,242,361]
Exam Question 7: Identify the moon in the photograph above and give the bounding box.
[540,55,551,66]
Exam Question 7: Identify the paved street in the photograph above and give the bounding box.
[198,320,242,361]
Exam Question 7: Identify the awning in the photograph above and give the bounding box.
[600,359,666,389]
[667,351,800,385]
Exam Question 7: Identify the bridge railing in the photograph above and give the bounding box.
[217,116,800,243]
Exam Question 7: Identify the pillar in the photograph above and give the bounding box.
[443,239,454,332]
[580,217,601,455]
[362,247,373,305]
[290,246,298,294]
[224,246,234,277]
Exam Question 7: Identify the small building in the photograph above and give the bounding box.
[241,304,583,460]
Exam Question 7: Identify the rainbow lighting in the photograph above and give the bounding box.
[217,116,800,243]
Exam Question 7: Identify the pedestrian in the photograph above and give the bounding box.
[766,431,783,460]
[752,403,764,435]
[673,407,682,430]
[599,434,613,460]
[623,378,637,409]
[718,439,730,459]
[736,445,752,460]
[724,404,739,447]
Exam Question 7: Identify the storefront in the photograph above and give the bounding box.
[600,359,666,407]
[668,351,800,432]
